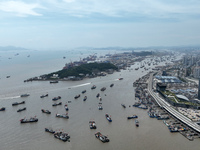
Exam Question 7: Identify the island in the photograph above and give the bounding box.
[24,62,118,82]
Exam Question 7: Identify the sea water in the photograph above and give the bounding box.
[0,50,199,150]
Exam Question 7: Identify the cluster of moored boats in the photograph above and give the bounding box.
[45,128,70,142]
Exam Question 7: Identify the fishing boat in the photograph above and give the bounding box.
[12,101,25,106]
[119,78,123,80]
[52,96,61,101]
[105,113,112,122]
[127,115,138,119]
[20,94,30,97]
[101,87,106,91]
[0,107,6,111]
[17,107,26,112]
[110,83,114,87]
[74,94,80,99]
[135,119,139,127]
[41,109,51,114]
[91,85,96,90]
[89,121,97,129]
[82,90,86,94]
[45,128,55,134]
[64,104,69,111]
[54,131,70,142]
[50,81,58,84]
[52,102,62,106]
[56,113,69,119]
[20,116,38,123]
[96,93,100,98]
[40,94,48,98]
[95,132,109,143]
[98,105,103,110]
[121,104,126,108]
[83,96,87,101]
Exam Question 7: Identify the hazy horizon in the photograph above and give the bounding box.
[1,0,200,50]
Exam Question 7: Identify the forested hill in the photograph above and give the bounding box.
[46,62,118,79]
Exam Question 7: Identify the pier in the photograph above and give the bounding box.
[148,73,200,133]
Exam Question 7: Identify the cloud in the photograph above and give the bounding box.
[0,1,44,17]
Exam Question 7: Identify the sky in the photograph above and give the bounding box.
[0,0,200,50]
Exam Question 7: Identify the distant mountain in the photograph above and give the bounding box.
[0,46,28,51]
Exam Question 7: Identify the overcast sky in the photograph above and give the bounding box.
[0,0,200,50]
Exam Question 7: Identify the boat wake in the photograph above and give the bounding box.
[0,95,20,100]
[71,82,91,88]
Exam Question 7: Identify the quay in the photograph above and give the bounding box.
[148,73,200,133]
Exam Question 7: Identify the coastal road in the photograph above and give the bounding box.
[148,73,200,133]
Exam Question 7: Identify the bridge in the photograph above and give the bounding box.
[148,73,200,133]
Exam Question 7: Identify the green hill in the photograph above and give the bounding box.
[46,62,118,79]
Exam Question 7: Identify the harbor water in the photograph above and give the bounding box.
[0,50,200,150]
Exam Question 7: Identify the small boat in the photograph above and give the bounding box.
[17,107,26,112]
[105,113,112,122]
[52,102,62,106]
[74,94,80,99]
[56,113,69,119]
[41,109,51,114]
[135,119,139,127]
[64,104,69,111]
[98,105,103,110]
[52,96,61,101]
[127,115,138,119]
[50,81,58,84]
[54,132,70,142]
[121,104,126,108]
[110,84,114,87]
[89,121,97,129]
[0,107,6,111]
[83,96,87,101]
[82,90,86,94]
[95,132,109,143]
[40,94,48,98]
[45,128,55,134]
[91,85,96,90]
[96,93,100,98]
[119,78,123,80]
[100,87,106,91]
[20,116,38,123]
[20,94,30,97]
[12,101,25,106]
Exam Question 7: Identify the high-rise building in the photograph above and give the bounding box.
[198,78,200,100]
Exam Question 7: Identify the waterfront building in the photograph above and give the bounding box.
[193,67,200,78]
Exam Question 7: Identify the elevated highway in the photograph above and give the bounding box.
[148,73,200,133]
